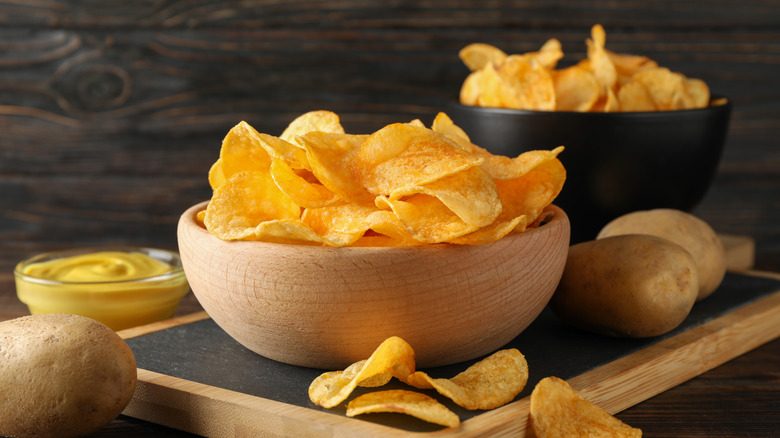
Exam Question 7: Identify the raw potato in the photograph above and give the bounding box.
[551,234,699,337]
[597,208,726,301]
[0,313,137,438]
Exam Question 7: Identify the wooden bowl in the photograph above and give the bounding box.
[177,201,570,369]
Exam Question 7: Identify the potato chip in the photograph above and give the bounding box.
[308,336,416,409]
[218,121,273,184]
[204,170,300,241]
[297,132,374,204]
[388,166,501,227]
[553,66,599,112]
[459,42,508,72]
[376,194,480,243]
[301,203,385,247]
[494,157,566,234]
[353,123,482,195]
[208,158,227,191]
[497,55,556,111]
[280,110,345,147]
[407,349,529,410]
[617,80,656,112]
[257,133,310,170]
[269,159,338,208]
[632,67,695,110]
[346,390,460,428]
[686,77,711,108]
[527,38,564,70]
[584,24,618,99]
[476,63,506,108]
[529,376,642,438]
[607,49,658,85]
[459,70,484,106]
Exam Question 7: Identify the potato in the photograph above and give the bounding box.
[551,234,699,337]
[0,313,137,438]
[597,208,726,301]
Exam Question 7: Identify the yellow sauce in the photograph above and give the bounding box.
[23,251,172,283]
[15,249,189,331]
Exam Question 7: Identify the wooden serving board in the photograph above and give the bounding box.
[118,236,780,438]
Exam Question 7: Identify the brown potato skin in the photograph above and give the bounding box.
[0,313,137,438]
[597,208,726,301]
[551,234,699,338]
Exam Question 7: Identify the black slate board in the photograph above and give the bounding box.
[125,272,780,432]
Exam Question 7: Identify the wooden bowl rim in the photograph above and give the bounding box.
[179,200,569,252]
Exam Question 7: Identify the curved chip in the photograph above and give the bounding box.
[270,159,338,208]
[346,390,460,428]
[308,336,416,409]
[406,349,529,410]
[530,377,643,438]
[218,121,273,184]
[298,132,374,204]
[459,42,508,72]
[353,123,483,195]
[553,66,599,112]
[204,170,301,241]
[280,110,345,147]
[376,194,479,244]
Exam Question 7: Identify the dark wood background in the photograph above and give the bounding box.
[0,2,779,436]
[1,0,779,270]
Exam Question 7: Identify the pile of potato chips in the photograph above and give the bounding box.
[460,24,712,112]
[200,111,565,247]
[309,336,642,435]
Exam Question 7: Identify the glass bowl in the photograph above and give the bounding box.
[14,246,190,331]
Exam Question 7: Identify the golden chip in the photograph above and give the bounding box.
[204,170,300,241]
[218,121,273,186]
[407,349,529,410]
[269,159,338,208]
[353,123,483,195]
[280,110,345,148]
[308,336,416,409]
[530,376,643,438]
[376,194,480,243]
[346,390,460,428]
[387,166,501,228]
[553,66,599,112]
[617,80,656,112]
[497,55,556,111]
[459,42,508,72]
[494,157,566,234]
[632,67,695,110]
[297,131,374,204]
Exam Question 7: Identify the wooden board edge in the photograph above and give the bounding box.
[124,369,427,438]
[118,311,210,340]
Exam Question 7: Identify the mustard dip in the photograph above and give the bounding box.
[15,248,189,331]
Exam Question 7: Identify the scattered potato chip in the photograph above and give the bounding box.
[346,390,460,428]
[407,349,529,410]
[201,111,564,247]
[308,336,416,409]
[530,376,642,438]
[459,24,713,112]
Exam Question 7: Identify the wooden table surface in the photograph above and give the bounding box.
[2,1,779,437]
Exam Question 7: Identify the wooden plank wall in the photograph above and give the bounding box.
[1,1,779,268]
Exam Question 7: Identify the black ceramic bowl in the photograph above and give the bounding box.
[446,99,732,243]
